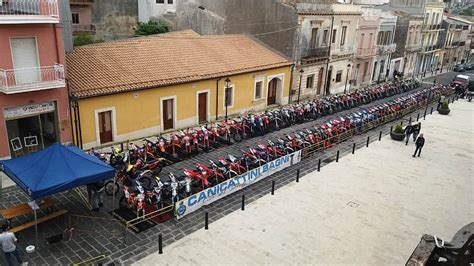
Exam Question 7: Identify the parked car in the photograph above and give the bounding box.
[464,63,473,71]
[453,64,465,72]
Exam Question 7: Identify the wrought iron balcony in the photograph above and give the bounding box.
[423,24,442,31]
[421,44,442,53]
[451,41,460,47]
[405,43,422,52]
[376,43,396,54]
[302,47,330,60]
[0,64,65,94]
[331,46,354,60]
[0,0,59,24]
[356,47,376,58]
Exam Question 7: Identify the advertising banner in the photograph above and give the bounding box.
[175,150,302,219]
[4,102,55,119]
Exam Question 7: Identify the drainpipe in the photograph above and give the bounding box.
[215,78,221,121]
[288,64,295,103]
[66,79,76,145]
[72,103,78,146]
[323,14,335,97]
[76,99,83,149]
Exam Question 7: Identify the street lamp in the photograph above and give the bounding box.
[344,64,351,94]
[224,77,231,122]
[297,69,304,103]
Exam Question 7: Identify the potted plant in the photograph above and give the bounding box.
[390,124,405,141]
[438,100,450,115]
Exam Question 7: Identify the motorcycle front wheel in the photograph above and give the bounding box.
[105,180,119,196]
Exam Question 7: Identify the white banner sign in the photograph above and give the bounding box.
[175,150,302,219]
[4,102,55,119]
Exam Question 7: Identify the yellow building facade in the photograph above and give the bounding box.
[67,31,292,149]
[75,67,290,149]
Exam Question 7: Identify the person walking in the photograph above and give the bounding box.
[0,224,26,266]
[404,122,413,143]
[91,181,105,211]
[413,133,425,157]
[412,122,421,142]
[437,94,445,110]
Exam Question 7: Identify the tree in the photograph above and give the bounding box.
[134,20,169,36]
[73,33,104,47]
[460,6,473,16]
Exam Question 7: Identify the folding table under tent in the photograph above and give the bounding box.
[0,143,115,247]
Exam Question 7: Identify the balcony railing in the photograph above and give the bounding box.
[405,43,422,51]
[72,24,96,36]
[0,64,65,94]
[376,43,396,54]
[303,47,330,60]
[422,44,442,53]
[423,24,442,31]
[70,0,93,5]
[356,47,376,58]
[332,45,355,56]
[0,0,59,24]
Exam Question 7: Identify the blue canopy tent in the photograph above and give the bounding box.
[1,143,115,200]
[0,143,115,246]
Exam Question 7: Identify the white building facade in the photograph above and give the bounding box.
[138,0,177,23]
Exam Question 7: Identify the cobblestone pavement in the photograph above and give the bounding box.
[0,75,460,265]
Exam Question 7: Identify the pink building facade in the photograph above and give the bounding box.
[70,0,94,36]
[353,15,379,88]
[0,0,72,159]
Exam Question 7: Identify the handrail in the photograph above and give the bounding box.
[0,64,65,93]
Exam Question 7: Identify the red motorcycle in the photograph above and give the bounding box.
[195,163,225,185]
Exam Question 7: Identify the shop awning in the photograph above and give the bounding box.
[0,143,115,200]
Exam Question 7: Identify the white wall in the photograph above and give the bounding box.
[139,0,177,22]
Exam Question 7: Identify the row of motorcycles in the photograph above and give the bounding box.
[93,79,420,168]
[87,79,445,215]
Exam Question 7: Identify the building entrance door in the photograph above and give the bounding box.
[198,92,207,124]
[5,112,58,158]
[98,111,113,144]
[162,99,174,131]
[325,68,332,95]
[267,78,277,105]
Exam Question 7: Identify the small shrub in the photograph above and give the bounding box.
[134,20,169,36]
[73,33,104,47]
[441,101,449,109]
[393,124,404,133]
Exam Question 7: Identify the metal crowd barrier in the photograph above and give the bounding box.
[124,205,174,244]
[300,91,448,160]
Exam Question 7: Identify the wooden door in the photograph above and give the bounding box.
[162,99,174,131]
[267,78,277,105]
[98,111,113,144]
[198,92,207,123]
[325,69,332,95]
[317,67,324,94]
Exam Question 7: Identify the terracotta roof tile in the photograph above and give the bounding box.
[66,30,292,98]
